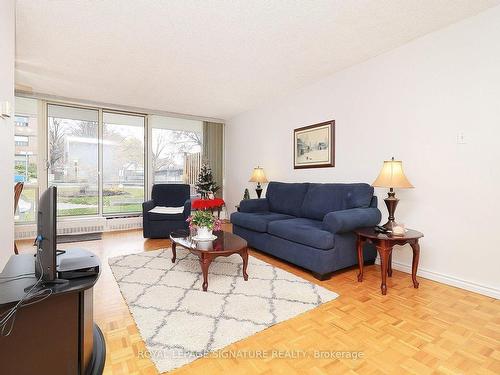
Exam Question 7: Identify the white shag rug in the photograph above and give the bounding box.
[109,247,338,373]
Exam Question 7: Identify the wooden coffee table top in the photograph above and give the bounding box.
[170,230,247,255]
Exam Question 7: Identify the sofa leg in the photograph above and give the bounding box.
[312,272,332,281]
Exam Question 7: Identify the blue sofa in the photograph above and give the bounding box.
[231,182,381,280]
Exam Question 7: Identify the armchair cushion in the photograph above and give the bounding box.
[239,199,269,213]
[148,211,185,221]
[149,206,184,214]
[323,207,381,234]
[151,184,190,207]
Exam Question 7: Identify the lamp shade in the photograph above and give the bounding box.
[372,158,414,189]
[249,167,268,183]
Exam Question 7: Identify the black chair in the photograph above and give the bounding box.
[142,184,191,239]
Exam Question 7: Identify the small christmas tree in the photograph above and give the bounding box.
[195,162,219,199]
[243,188,250,200]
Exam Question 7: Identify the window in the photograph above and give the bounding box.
[14,97,221,224]
[48,104,99,217]
[103,112,145,214]
[15,135,29,146]
[15,116,29,127]
[150,115,202,189]
[14,97,39,223]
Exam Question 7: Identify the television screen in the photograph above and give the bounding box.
[35,186,57,282]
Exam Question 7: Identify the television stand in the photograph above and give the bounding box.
[23,277,69,292]
[0,253,105,374]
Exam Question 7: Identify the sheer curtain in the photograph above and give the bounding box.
[202,121,224,198]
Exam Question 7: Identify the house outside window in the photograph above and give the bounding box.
[15,115,29,127]
[15,135,29,146]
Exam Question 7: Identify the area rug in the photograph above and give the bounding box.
[109,248,338,373]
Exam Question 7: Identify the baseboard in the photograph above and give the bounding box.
[375,258,499,299]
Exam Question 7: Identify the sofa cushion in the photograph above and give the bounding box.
[231,211,294,233]
[266,182,309,217]
[300,183,374,220]
[267,218,334,250]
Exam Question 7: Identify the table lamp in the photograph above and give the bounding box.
[372,157,414,229]
[249,166,268,198]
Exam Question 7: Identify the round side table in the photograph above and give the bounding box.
[355,227,424,295]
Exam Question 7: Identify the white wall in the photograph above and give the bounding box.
[226,6,500,298]
[0,0,15,270]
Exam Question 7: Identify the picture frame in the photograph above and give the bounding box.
[293,120,335,169]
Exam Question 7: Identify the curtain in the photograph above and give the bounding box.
[202,121,224,198]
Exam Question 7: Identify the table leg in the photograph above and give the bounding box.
[171,242,176,263]
[357,238,364,282]
[410,242,420,288]
[240,248,249,281]
[199,254,212,292]
[388,252,393,277]
[377,245,392,295]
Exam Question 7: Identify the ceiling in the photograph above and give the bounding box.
[15,0,500,120]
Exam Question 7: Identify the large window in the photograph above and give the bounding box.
[14,97,39,223]
[150,115,202,187]
[48,104,99,216]
[14,97,220,224]
[103,112,145,214]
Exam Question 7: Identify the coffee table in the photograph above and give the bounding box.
[169,230,249,292]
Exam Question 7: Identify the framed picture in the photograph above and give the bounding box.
[294,120,335,169]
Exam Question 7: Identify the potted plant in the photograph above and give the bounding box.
[187,210,222,240]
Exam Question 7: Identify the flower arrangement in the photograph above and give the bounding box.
[192,198,225,210]
[187,210,222,231]
[188,198,224,239]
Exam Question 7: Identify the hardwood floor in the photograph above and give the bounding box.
[18,228,500,375]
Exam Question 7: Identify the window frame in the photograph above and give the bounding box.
[46,102,101,218]
[101,109,148,218]
[13,99,41,224]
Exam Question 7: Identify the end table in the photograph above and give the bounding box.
[355,227,424,295]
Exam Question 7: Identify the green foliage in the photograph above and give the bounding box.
[195,162,219,199]
[190,210,217,229]
[15,163,37,180]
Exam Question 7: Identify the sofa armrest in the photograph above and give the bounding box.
[239,198,269,213]
[142,199,155,214]
[323,207,381,234]
[183,199,192,219]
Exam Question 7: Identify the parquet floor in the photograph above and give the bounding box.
[18,227,500,375]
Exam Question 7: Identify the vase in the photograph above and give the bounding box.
[197,226,213,240]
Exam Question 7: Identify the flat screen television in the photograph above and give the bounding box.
[35,186,57,282]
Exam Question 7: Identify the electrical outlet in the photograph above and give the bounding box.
[457,131,466,144]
